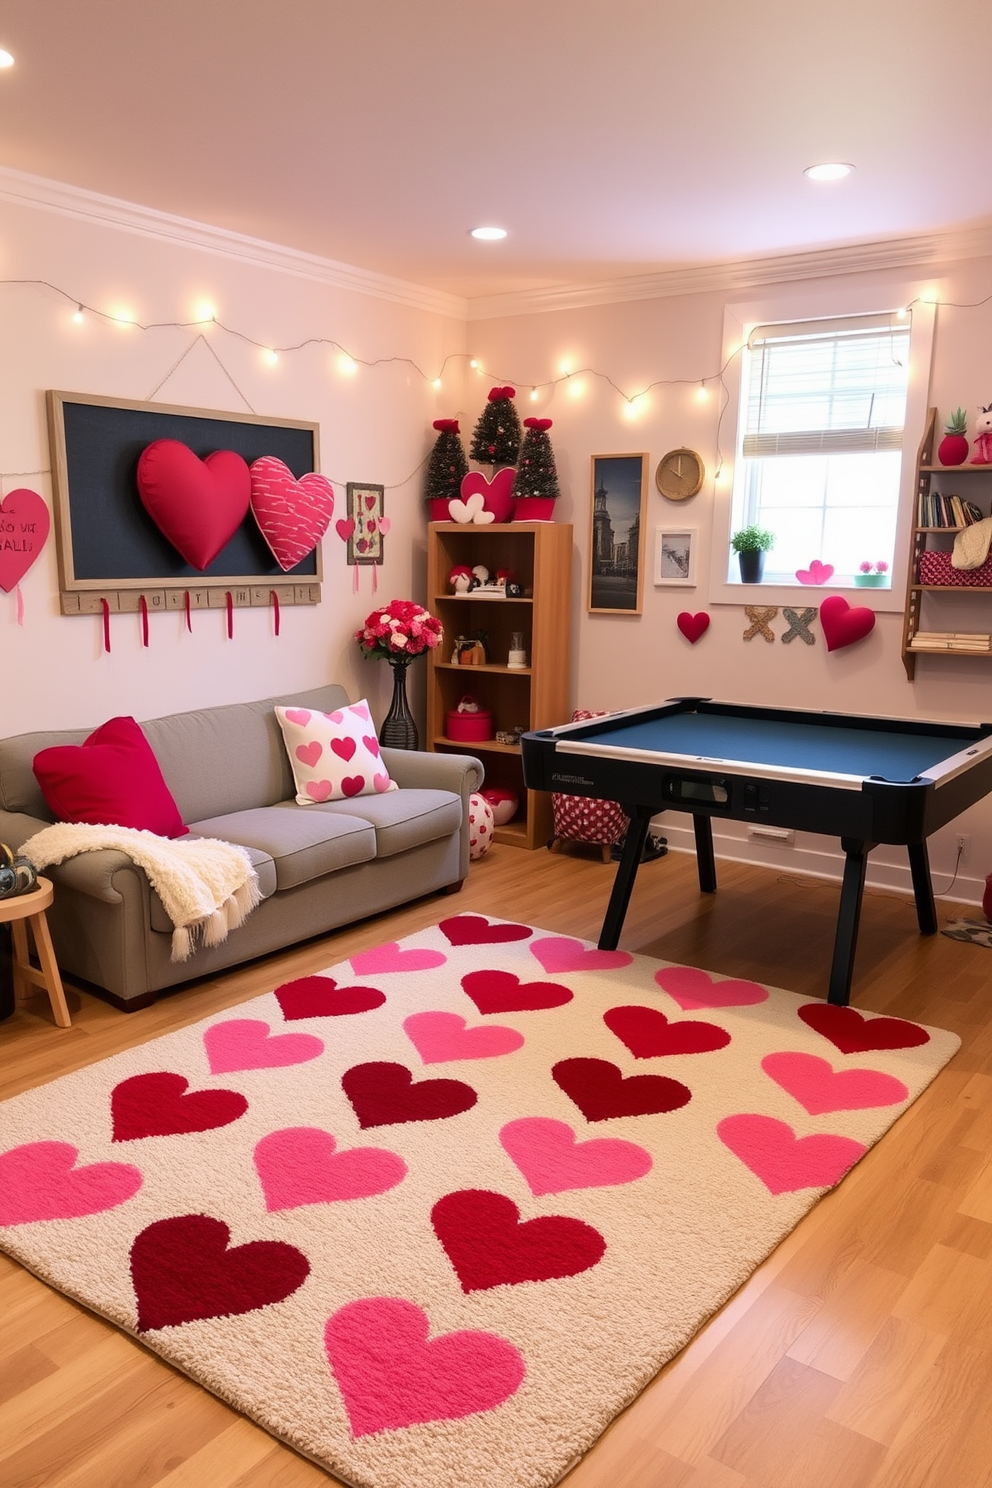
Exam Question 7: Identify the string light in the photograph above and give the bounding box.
[696,380,710,402]
[71,304,84,324]
[262,348,279,365]
[337,353,358,376]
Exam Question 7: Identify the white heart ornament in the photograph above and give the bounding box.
[448,491,495,526]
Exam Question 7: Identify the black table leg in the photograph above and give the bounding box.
[597,813,651,949]
[908,841,938,935]
[693,815,717,893]
[829,838,875,1005]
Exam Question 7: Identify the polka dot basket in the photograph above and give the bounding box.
[468,791,495,860]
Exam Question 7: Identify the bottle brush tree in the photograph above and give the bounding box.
[512,418,560,500]
[425,419,469,502]
[470,386,522,468]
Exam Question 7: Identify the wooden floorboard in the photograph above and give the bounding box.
[1,842,990,1487]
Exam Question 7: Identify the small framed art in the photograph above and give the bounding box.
[654,527,696,586]
[345,482,385,565]
[588,453,647,614]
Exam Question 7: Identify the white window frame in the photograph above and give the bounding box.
[707,283,936,614]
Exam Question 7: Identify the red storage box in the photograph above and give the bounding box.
[446,708,494,741]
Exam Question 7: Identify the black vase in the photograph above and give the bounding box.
[380,658,419,750]
[738,549,766,584]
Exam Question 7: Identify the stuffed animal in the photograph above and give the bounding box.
[971,404,992,465]
[448,564,473,593]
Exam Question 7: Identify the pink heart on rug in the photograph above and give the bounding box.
[604,1004,731,1058]
[324,1296,525,1437]
[305,780,333,802]
[203,1018,324,1073]
[795,560,834,585]
[432,1188,606,1291]
[499,1117,652,1196]
[335,517,356,541]
[0,1141,142,1226]
[253,1127,407,1210]
[111,1072,248,1140]
[677,612,710,644]
[461,969,572,1014]
[655,966,769,1010]
[459,468,517,522]
[295,741,322,767]
[797,1003,930,1053]
[552,1058,691,1122]
[439,915,532,946]
[342,1061,478,1127]
[285,708,311,725]
[762,1052,909,1114]
[0,488,51,592]
[403,1011,525,1063]
[136,440,251,570]
[331,736,357,762]
[819,594,876,652]
[350,943,447,975]
[248,456,334,572]
[274,976,386,1020]
[130,1214,310,1331]
[342,773,365,794]
[717,1114,866,1194]
[530,937,633,974]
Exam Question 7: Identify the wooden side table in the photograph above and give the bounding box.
[1,876,72,1028]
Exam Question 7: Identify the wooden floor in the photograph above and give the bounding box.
[2,844,991,1488]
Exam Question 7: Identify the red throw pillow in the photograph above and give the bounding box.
[32,717,188,837]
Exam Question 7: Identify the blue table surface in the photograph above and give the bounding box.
[571,713,975,783]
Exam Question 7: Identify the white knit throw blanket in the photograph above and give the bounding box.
[20,824,263,962]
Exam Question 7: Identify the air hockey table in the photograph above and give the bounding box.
[521,698,992,1004]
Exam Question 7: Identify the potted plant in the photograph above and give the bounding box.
[854,560,890,588]
[731,525,775,583]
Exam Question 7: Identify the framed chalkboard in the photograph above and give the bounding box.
[46,391,324,615]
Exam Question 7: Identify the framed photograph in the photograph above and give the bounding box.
[588,453,647,614]
[345,482,385,565]
[655,526,697,586]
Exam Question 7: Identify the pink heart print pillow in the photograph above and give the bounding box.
[274,703,397,803]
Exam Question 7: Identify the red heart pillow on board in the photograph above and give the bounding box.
[819,595,877,652]
[136,440,251,570]
[249,457,335,572]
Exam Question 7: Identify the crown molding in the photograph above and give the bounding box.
[0,165,468,321]
[467,223,992,320]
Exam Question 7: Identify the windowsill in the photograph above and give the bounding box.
[713,579,902,613]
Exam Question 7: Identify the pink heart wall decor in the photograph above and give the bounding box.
[136,440,251,570]
[459,468,516,523]
[677,611,710,644]
[248,456,334,571]
[0,487,51,592]
[819,595,876,652]
[795,560,834,585]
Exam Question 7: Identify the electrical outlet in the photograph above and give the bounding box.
[956,833,969,859]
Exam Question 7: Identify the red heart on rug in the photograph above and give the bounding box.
[324,1296,525,1437]
[431,1188,606,1291]
[0,487,51,592]
[461,969,572,1014]
[761,1053,908,1114]
[342,1061,478,1127]
[253,1127,407,1210]
[130,1214,310,1332]
[111,1071,248,1141]
[530,937,633,974]
[603,1004,731,1058]
[677,612,710,644]
[552,1057,691,1122]
[0,1141,142,1226]
[459,468,516,523]
[274,976,386,1021]
[654,966,769,1010]
[203,1018,324,1073]
[499,1117,653,1196]
[797,1003,930,1053]
[248,456,334,572]
[795,560,834,585]
[136,440,251,570]
[439,914,533,946]
[403,1011,525,1063]
[717,1114,866,1195]
[819,594,876,652]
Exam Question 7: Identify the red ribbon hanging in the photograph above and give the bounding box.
[139,594,149,647]
[184,590,192,632]
[270,589,280,636]
[226,591,234,639]
[15,584,24,626]
[101,598,111,653]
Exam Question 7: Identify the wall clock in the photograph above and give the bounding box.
[656,448,704,501]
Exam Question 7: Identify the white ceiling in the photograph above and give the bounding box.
[1,0,990,303]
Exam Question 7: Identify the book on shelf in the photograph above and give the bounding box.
[918,492,986,528]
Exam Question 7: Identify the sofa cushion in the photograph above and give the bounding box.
[306,788,462,859]
[274,701,397,804]
[185,806,376,890]
[32,717,188,837]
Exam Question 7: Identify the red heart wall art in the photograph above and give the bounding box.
[0,487,50,592]
[456,469,516,523]
[677,611,710,644]
[819,595,876,652]
[137,440,251,570]
[248,457,334,572]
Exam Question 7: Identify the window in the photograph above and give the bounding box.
[732,312,911,585]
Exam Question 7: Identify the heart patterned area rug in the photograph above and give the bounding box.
[0,916,960,1488]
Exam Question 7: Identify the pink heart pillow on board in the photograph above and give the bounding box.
[248,457,335,572]
[136,440,250,570]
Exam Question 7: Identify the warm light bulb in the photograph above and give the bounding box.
[803,162,854,181]
[432,377,442,390]
[567,379,584,399]
[469,226,507,241]
[113,308,136,326]
[337,353,357,376]
[469,359,478,369]
[195,301,217,324]
[896,307,908,319]
[696,381,710,402]
[0,49,14,68]
[530,388,539,401]
[263,348,279,365]
[558,358,572,376]
[71,305,84,324]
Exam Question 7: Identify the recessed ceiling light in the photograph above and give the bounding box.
[804,162,854,181]
[470,226,507,241]
[0,49,15,68]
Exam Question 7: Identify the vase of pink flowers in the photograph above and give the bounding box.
[853,561,890,588]
[355,600,444,749]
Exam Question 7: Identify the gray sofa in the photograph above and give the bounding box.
[0,685,483,1010]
